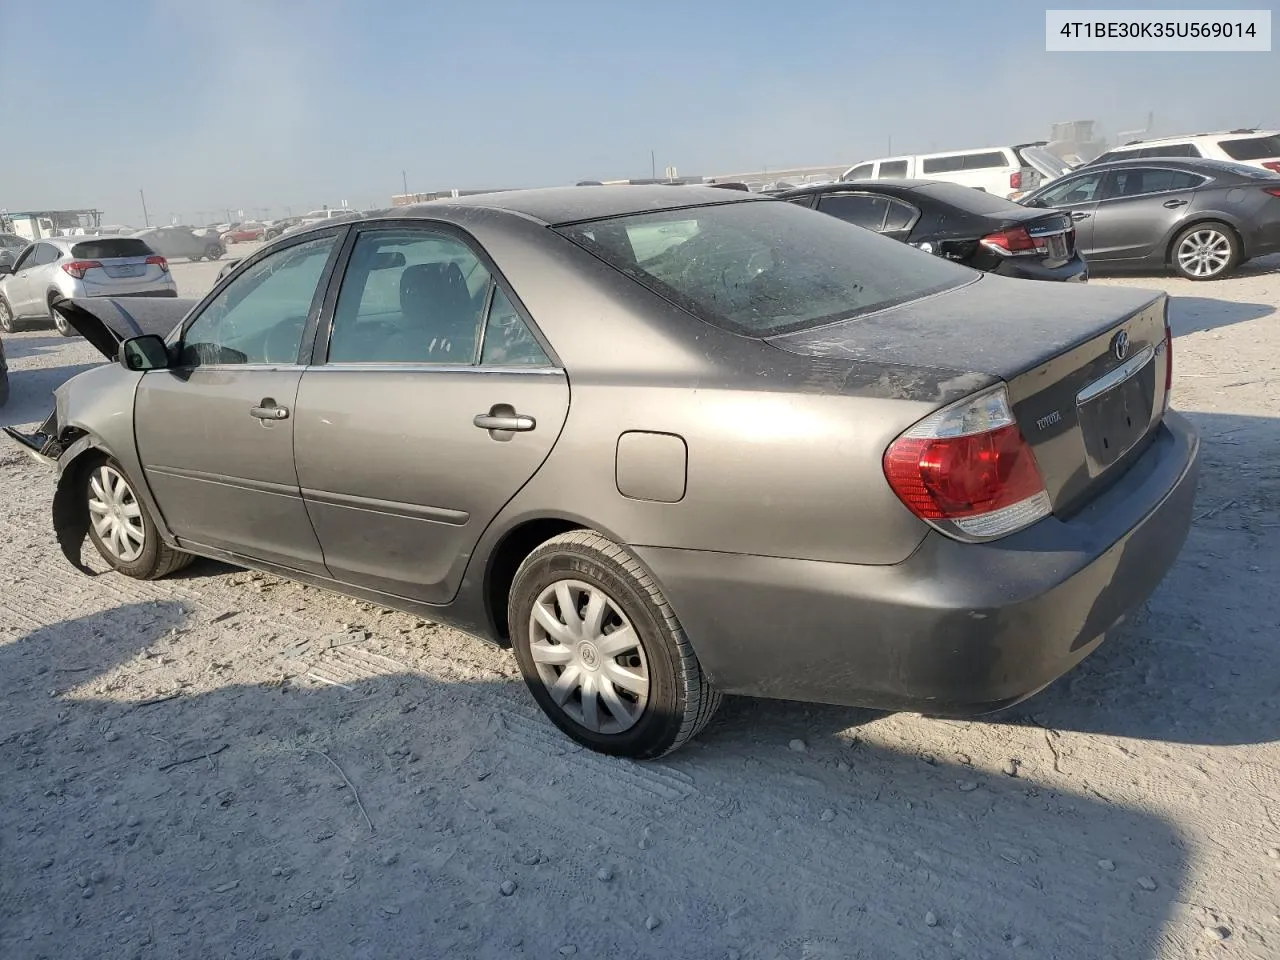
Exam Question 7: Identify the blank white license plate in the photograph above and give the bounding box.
[108,266,143,278]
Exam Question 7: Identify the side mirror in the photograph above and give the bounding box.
[119,334,171,371]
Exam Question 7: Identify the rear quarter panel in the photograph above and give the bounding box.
[448,208,952,569]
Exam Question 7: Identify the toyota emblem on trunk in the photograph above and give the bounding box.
[1112,330,1130,361]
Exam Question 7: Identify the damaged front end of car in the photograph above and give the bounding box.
[2,296,195,572]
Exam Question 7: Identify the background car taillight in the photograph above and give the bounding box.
[980,226,1039,256]
[146,255,170,272]
[1263,186,1280,197]
[61,260,102,279]
[883,385,1050,540]
[1009,171,1022,191]
[1262,161,1280,173]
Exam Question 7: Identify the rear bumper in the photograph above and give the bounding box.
[991,254,1088,283]
[636,411,1200,714]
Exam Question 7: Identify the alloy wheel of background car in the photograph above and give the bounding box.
[83,457,194,579]
[0,298,15,333]
[509,530,721,758]
[1172,223,1237,281]
[206,245,223,260]
[49,298,73,337]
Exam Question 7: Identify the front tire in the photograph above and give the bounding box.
[1171,222,1238,281]
[509,530,721,758]
[84,458,193,579]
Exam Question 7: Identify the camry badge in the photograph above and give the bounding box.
[1112,330,1130,361]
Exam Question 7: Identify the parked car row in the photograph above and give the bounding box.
[799,155,1280,283]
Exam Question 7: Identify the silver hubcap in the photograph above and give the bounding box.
[528,580,649,734]
[1177,230,1231,277]
[88,465,145,562]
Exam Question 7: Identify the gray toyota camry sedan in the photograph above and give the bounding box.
[4,186,1200,758]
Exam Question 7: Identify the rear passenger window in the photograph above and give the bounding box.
[962,152,1008,170]
[1139,144,1201,158]
[922,155,963,174]
[818,194,890,230]
[480,289,550,366]
[1108,169,1205,197]
[844,164,874,180]
[328,230,492,364]
[878,160,908,179]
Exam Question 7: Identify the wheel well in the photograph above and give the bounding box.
[1166,219,1244,264]
[485,518,584,644]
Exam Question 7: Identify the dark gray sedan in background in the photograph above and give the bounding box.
[1021,157,1280,280]
[133,226,226,263]
[4,187,1200,757]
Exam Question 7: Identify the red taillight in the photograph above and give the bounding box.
[1262,161,1280,173]
[980,226,1038,256]
[1010,170,1022,190]
[1263,187,1280,198]
[146,255,169,272]
[61,260,102,279]
[883,386,1050,540]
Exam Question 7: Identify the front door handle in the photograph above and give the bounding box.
[1070,211,1091,221]
[474,413,536,432]
[250,398,290,420]
[1163,198,1188,208]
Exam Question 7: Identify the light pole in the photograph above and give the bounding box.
[139,188,151,228]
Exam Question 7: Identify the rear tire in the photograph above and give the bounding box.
[1171,221,1238,281]
[206,245,223,260]
[83,457,193,579]
[49,296,73,337]
[508,530,721,758]
[0,297,15,333]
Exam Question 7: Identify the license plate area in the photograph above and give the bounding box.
[1077,351,1157,475]
[105,264,144,278]
[1046,234,1068,259]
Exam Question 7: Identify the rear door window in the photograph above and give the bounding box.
[1139,143,1201,158]
[962,151,1009,170]
[882,199,918,232]
[921,155,963,174]
[1218,134,1280,161]
[71,239,154,259]
[877,160,908,178]
[1106,169,1206,198]
[817,194,890,230]
[32,243,61,266]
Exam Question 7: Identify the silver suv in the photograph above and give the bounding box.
[0,236,177,335]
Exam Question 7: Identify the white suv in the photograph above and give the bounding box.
[841,144,1071,198]
[1085,129,1280,173]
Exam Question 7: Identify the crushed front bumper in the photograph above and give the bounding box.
[2,408,62,466]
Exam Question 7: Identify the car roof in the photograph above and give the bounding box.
[782,179,939,196]
[390,185,763,226]
[1115,129,1278,146]
[1069,157,1264,174]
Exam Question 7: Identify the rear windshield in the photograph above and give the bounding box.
[1218,134,1280,161]
[71,238,153,259]
[555,199,973,337]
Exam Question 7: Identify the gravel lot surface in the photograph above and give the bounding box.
[1,252,1277,960]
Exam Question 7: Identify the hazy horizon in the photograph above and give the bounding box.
[2,0,1275,225]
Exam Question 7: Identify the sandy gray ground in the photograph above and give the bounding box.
[1,248,1277,960]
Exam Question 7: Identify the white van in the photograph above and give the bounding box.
[841,144,1070,197]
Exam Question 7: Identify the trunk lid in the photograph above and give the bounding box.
[53,296,197,358]
[768,273,1171,516]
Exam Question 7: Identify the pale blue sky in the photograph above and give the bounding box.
[1,0,1275,224]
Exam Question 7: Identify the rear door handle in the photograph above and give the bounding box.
[1070,211,1091,221]
[1163,198,1188,208]
[474,413,535,432]
[250,398,290,420]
